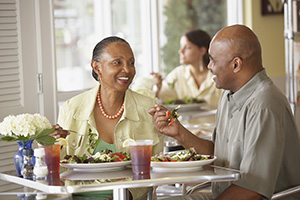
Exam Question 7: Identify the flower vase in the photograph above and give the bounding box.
[14,140,34,177]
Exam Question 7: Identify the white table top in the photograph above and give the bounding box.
[0,165,242,195]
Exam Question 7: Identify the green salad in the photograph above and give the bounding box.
[61,149,131,164]
[151,148,213,162]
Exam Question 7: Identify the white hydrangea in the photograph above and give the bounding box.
[0,113,52,138]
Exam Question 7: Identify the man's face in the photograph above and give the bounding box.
[207,39,235,90]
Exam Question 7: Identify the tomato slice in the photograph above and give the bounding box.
[112,153,126,161]
[113,157,122,162]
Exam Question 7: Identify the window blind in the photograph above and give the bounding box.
[0,0,23,192]
[0,0,21,109]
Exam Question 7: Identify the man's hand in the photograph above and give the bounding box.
[149,104,214,155]
[148,104,181,140]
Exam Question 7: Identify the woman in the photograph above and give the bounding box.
[152,29,222,109]
[58,36,164,200]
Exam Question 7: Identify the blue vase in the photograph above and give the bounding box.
[14,140,34,177]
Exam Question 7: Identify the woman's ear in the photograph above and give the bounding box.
[91,61,101,74]
[199,47,207,56]
[91,61,102,81]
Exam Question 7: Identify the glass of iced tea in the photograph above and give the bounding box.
[40,144,61,174]
[129,140,153,174]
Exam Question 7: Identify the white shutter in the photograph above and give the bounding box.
[0,0,21,109]
[0,0,58,192]
[0,0,23,192]
[0,0,20,173]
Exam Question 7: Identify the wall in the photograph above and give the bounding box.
[244,0,285,78]
[243,0,300,131]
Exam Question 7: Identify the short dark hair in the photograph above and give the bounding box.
[91,36,130,81]
[184,29,211,67]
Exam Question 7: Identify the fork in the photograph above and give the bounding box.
[63,129,90,136]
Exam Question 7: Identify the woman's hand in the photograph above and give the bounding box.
[148,104,181,140]
[151,72,162,96]
[49,124,69,139]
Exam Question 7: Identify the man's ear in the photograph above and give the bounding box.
[233,57,242,73]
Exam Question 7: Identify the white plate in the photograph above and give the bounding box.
[60,161,131,172]
[60,168,133,180]
[165,103,206,112]
[151,156,216,172]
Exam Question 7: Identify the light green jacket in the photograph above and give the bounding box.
[58,85,164,200]
[58,85,164,158]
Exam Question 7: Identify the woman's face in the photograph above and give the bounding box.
[178,35,203,65]
[95,42,136,92]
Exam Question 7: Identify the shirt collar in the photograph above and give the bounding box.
[227,69,269,110]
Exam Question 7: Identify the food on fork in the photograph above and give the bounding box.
[166,105,180,126]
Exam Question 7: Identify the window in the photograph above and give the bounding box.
[157,0,227,76]
[54,0,98,92]
[54,0,229,101]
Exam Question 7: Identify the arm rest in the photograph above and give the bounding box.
[185,182,211,195]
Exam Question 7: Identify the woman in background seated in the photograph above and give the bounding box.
[152,29,222,109]
[58,36,164,200]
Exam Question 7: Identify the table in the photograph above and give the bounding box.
[0,165,242,200]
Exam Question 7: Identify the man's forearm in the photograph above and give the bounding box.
[216,184,262,200]
[176,124,214,155]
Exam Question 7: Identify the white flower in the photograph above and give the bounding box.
[0,113,52,139]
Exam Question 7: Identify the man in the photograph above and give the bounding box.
[149,25,300,199]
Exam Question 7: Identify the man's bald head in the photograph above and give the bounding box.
[208,25,264,92]
[212,25,262,69]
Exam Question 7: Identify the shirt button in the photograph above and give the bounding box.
[72,141,76,147]
[118,138,123,142]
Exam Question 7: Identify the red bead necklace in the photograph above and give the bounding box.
[97,88,124,119]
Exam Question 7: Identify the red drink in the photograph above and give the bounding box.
[129,140,153,174]
[41,144,61,174]
[47,173,62,186]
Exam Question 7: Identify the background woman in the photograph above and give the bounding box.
[152,29,222,109]
[58,36,164,199]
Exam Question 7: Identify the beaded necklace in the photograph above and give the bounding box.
[97,88,124,119]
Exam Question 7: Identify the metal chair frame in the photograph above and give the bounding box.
[185,182,300,199]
